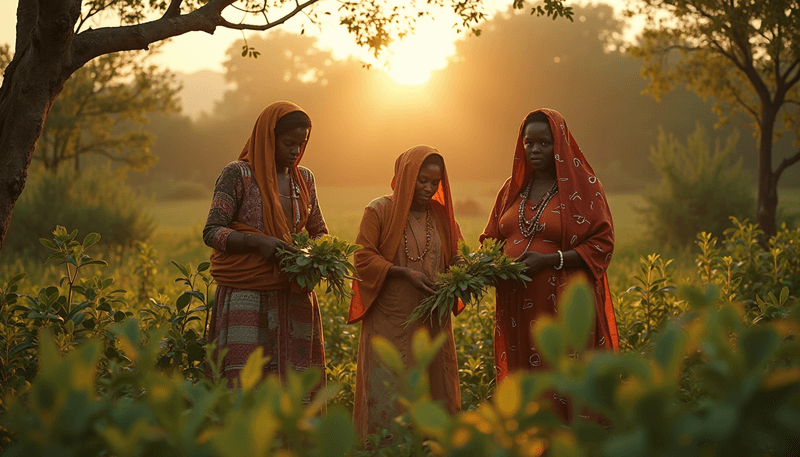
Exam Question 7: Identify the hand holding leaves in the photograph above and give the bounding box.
[277,233,360,302]
[404,239,530,327]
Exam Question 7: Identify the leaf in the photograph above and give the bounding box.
[240,347,270,392]
[561,281,594,351]
[371,336,405,375]
[171,260,190,278]
[83,232,101,249]
[534,320,564,365]
[653,323,687,377]
[495,374,522,418]
[409,402,449,439]
[39,238,59,251]
[411,328,447,368]
[176,292,192,311]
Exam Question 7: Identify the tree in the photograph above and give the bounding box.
[0,47,180,172]
[0,0,573,251]
[628,0,800,237]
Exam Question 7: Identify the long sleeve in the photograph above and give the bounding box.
[203,163,244,251]
[480,178,512,244]
[300,167,328,239]
[348,197,394,324]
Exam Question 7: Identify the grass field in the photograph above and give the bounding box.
[147,182,649,247]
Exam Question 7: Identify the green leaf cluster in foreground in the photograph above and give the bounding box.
[277,232,360,302]
[405,239,530,327]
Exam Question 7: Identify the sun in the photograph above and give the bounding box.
[382,24,458,86]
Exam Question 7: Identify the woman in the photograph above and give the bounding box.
[348,145,462,440]
[203,101,328,396]
[480,109,618,420]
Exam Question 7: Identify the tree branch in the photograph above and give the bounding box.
[72,0,320,67]
[163,0,183,19]
[218,0,318,30]
[775,148,800,180]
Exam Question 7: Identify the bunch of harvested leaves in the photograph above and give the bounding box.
[404,239,530,327]
[277,232,360,302]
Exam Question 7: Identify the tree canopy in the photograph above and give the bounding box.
[628,0,800,236]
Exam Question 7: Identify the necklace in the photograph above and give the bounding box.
[518,178,559,242]
[278,174,302,227]
[404,206,432,262]
[279,174,300,199]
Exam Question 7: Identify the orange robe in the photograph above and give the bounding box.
[348,146,463,440]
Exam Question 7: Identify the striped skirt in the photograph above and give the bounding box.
[206,285,326,400]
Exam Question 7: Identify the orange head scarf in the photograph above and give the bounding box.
[210,101,313,290]
[348,145,463,324]
[481,109,618,349]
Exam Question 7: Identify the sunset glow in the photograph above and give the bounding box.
[380,25,459,86]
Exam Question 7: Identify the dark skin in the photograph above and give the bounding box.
[517,120,586,275]
[226,126,310,262]
[387,160,444,295]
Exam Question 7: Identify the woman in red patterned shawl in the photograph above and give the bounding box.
[480,109,618,420]
[348,145,463,440]
[202,101,328,396]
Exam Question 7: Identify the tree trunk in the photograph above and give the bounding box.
[756,109,778,239]
[0,0,80,250]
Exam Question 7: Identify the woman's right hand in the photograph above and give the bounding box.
[403,268,436,295]
[249,234,296,263]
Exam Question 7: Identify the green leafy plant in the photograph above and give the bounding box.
[404,239,530,327]
[277,232,360,302]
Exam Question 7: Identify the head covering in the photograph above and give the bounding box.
[210,101,312,290]
[481,108,619,349]
[348,145,463,324]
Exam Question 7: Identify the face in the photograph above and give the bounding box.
[523,121,556,174]
[274,126,310,169]
[413,161,443,207]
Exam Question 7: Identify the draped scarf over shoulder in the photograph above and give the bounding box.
[348,145,463,324]
[210,101,312,290]
[481,109,619,349]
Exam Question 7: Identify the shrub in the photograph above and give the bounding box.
[638,125,755,249]
[3,165,155,257]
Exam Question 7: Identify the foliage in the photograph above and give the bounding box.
[639,124,755,249]
[2,166,155,257]
[618,254,682,351]
[695,217,800,318]
[405,240,529,327]
[138,260,215,381]
[1,325,354,457]
[627,0,800,235]
[4,218,800,454]
[31,49,180,171]
[278,232,360,302]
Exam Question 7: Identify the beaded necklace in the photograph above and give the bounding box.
[404,206,432,262]
[518,178,559,251]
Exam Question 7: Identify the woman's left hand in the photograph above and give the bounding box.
[516,251,550,275]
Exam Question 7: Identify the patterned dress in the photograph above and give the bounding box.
[203,161,328,394]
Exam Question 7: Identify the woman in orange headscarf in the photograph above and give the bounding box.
[202,101,328,395]
[481,109,618,421]
[348,145,462,440]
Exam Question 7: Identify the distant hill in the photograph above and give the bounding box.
[175,70,229,120]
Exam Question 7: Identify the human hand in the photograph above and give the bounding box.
[404,268,436,295]
[450,255,467,268]
[516,251,550,275]
[251,234,297,263]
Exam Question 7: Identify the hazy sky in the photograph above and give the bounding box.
[0,0,632,85]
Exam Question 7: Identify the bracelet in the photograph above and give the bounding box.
[554,250,564,270]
